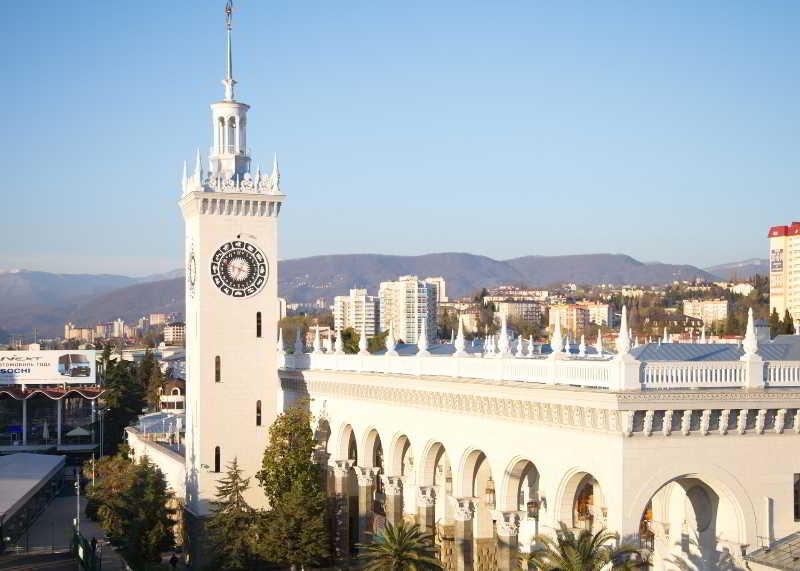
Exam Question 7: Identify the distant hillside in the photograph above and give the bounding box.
[705,258,768,281]
[0,252,717,338]
[0,270,135,308]
[505,254,715,288]
[279,253,526,304]
[65,278,184,326]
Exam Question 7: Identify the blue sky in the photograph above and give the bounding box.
[0,0,797,276]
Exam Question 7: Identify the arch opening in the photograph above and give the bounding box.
[637,475,748,571]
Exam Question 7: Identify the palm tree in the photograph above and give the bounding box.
[358,521,443,571]
[520,523,643,570]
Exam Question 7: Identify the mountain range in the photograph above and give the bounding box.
[0,254,767,340]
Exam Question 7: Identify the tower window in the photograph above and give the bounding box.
[215,356,221,383]
[256,400,262,426]
[214,446,221,473]
[256,312,262,338]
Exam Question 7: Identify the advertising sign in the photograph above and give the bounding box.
[770,248,784,273]
[0,350,97,384]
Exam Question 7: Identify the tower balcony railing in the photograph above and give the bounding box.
[210,145,251,157]
[278,350,800,392]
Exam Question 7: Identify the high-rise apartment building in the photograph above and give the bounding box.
[164,322,186,346]
[682,298,730,326]
[379,276,439,344]
[548,304,590,336]
[769,222,800,320]
[423,276,448,304]
[333,288,380,336]
[494,300,545,325]
[577,301,614,327]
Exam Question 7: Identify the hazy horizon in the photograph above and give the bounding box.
[1,0,796,274]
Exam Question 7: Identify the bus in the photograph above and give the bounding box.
[58,353,91,377]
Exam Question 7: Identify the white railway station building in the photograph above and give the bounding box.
[127,4,800,570]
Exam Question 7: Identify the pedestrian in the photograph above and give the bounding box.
[169,552,179,570]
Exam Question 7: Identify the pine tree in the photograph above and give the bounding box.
[115,457,176,566]
[207,458,259,570]
[256,403,329,569]
[259,481,329,570]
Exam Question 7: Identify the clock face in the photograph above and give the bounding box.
[187,250,197,297]
[210,240,268,298]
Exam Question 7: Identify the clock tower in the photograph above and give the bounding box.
[180,0,284,520]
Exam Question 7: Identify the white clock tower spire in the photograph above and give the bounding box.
[180,0,285,540]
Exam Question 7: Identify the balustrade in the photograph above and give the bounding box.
[279,350,800,391]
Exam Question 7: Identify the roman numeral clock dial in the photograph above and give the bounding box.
[210,240,269,298]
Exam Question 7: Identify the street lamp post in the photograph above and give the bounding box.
[75,467,80,534]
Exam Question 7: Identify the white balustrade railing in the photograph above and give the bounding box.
[766,361,800,387]
[282,352,613,389]
[279,351,800,391]
[639,361,746,389]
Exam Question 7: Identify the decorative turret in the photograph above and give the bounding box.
[742,308,759,358]
[386,324,398,356]
[549,311,563,357]
[417,322,430,357]
[294,327,304,354]
[497,314,510,356]
[358,322,369,356]
[615,306,631,356]
[595,328,603,357]
[334,328,344,355]
[312,326,322,354]
[277,328,285,354]
[453,314,467,357]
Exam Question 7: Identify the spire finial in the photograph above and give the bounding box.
[358,321,369,355]
[616,306,631,356]
[454,314,466,357]
[223,0,236,100]
[271,153,281,193]
[193,149,202,183]
[742,307,759,357]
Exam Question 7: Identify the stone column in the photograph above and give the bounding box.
[497,512,520,571]
[355,466,377,545]
[417,486,437,533]
[331,460,353,563]
[454,498,475,571]
[382,475,404,526]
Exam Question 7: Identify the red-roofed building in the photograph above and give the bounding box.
[769,221,800,324]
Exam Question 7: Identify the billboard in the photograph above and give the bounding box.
[0,350,97,384]
[770,248,784,273]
